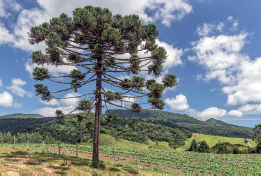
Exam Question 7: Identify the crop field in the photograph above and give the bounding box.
[0,143,261,176]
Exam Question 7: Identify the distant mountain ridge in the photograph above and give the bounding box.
[0,113,44,119]
[105,109,254,138]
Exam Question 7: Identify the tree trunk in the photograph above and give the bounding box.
[92,56,102,164]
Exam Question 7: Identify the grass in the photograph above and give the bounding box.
[176,133,257,151]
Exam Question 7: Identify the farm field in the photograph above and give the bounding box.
[0,143,261,176]
[176,133,257,151]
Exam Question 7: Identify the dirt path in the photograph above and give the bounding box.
[247,139,252,147]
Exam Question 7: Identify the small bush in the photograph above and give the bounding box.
[255,142,261,154]
[91,171,104,176]
[233,147,239,154]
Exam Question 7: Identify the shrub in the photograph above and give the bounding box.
[197,141,210,153]
[233,147,239,154]
[255,142,261,154]
[187,139,198,152]
[216,144,228,154]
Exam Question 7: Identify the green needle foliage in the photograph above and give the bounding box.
[28,5,178,164]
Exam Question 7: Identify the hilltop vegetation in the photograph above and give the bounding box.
[106,109,254,138]
[0,117,55,134]
[0,113,44,119]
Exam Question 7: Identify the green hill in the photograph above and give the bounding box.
[0,113,44,119]
[106,109,254,138]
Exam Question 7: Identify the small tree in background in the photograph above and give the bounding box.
[187,139,198,152]
[28,5,178,164]
[252,124,261,154]
[197,141,210,153]
[128,117,138,131]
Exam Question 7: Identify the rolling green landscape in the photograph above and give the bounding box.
[0,110,261,176]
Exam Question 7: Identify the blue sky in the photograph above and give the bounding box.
[0,0,261,128]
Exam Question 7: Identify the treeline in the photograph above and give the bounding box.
[0,132,57,144]
[0,113,44,119]
[186,139,261,154]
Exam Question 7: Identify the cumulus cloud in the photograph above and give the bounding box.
[33,106,82,117]
[0,79,3,87]
[188,21,260,106]
[222,57,261,105]
[60,92,81,106]
[197,107,227,120]
[0,0,192,51]
[165,94,189,110]
[6,78,33,97]
[39,98,60,106]
[227,104,261,117]
[0,91,13,107]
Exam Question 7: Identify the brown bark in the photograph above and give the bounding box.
[92,55,102,164]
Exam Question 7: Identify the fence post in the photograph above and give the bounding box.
[14,136,15,149]
[186,172,188,176]
[58,143,60,155]
[113,150,115,167]
[43,140,45,151]
[137,156,139,169]
[0,136,2,147]
[161,162,163,176]
[27,140,29,150]
[67,146,68,156]
[76,144,78,157]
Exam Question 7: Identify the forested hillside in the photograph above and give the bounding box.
[24,112,192,149]
[106,109,254,138]
[0,113,44,119]
[0,110,254,148]
[0,117,56,134]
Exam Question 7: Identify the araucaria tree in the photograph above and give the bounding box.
[28,5,177,164]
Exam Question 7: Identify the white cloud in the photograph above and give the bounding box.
[33,106,83,117]
[216,22,224,32]
[6,78,33,97]
[196,23,215,37]
[7,0,23,12]
[227,110,243,117]
[0,0,192,51]
[36,0,192,27]
[0,79,3,87]
[197,107,227,120]
[227,16,239,31]
[156,39,183,69]
[188,27,260,106]
[39,98,60,106]
[25,58,77,77]
[0,91,13,107]
[13,102,21,108]
[60,92,81,106]
[165,94,189,110]
[222,57,261,105]
[0,21,14,45]
[227,104,261,118]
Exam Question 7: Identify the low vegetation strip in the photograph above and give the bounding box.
[176,133,258,151]
[0,143,260,176]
